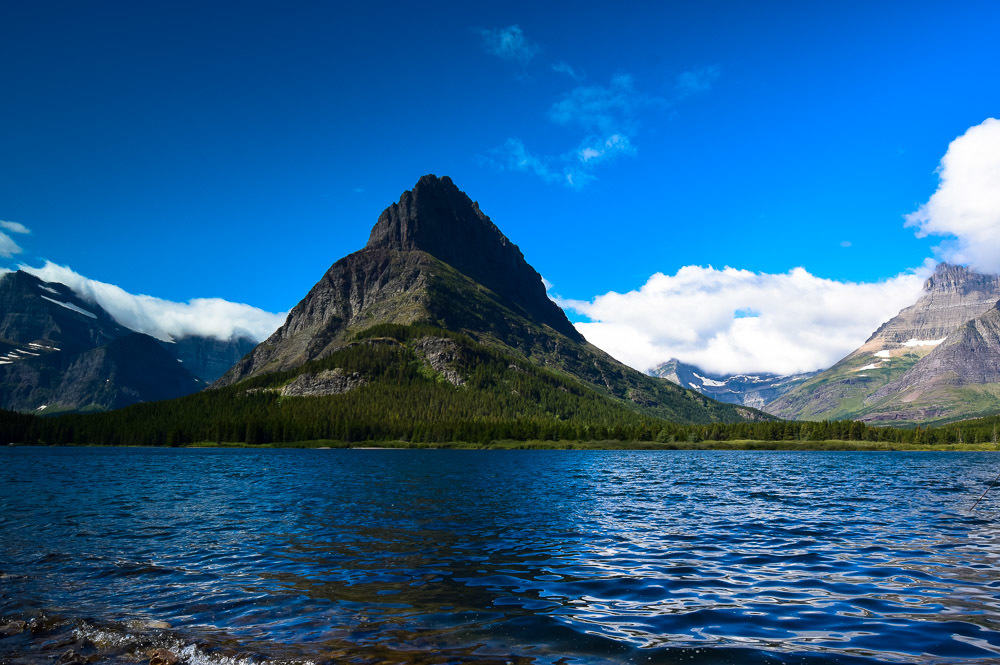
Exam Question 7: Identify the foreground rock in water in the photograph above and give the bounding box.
[147,648,179,665]
[0,619,26,636]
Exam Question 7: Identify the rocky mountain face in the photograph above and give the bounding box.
[858,303,1000,424]
[0,270,206,412]
[858,263,1000,353]
[218,175,764,424]
[651,359,816,412]
[768,263,1000,424]
[166,335,257,383]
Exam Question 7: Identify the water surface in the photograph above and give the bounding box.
[2,447,1000,664]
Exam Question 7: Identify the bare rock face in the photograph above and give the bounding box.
[280,368,366,397]
[859,263,1000,352]
[366,175,581,341]
[413,336,465,386]
[854,303,1000,422]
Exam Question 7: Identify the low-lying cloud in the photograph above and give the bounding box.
[22,261,286,343]
[906,117,1000,273]
[558,264,930,376]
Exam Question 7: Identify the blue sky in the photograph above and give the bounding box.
[3,1,1000,373]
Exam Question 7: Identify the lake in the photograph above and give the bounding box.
[1,447,999,664]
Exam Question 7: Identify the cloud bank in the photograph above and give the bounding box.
[558,265,930,376]
[906,117,1000,274]
[22,261,286,343]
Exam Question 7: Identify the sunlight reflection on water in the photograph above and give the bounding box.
[2,448,1000,664]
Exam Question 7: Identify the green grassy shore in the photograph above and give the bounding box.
[168,439,1000,451]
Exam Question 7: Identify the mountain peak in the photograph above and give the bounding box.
[365,175,581,340]
[924,263,1000,295]
[366,174,495,253]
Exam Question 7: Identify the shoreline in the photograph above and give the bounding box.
[6,439,1000,451]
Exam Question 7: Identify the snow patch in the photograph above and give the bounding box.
[855,363,881,371]
[40,296,97,319]
[38,285,60,295]
[36,405,47,411]
[693,372,726,387]
[874,350,892,359]
[902,337,946,347]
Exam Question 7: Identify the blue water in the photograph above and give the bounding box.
[2,448,1000,664]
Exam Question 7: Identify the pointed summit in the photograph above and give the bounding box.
[366,175,579,339]
[924,262,1000,295]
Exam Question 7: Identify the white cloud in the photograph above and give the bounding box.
[559,264,931,376]
[480,25,539,64]
[21,261,286,343]
[674,65,721,98]
[490,75,649,188]
[906,118,1000,273]
[0,232,23,258]
[549,74,645,134]
[0,220,30,234]
[552,61,582,80]
[487,138,596,189]
[577,134,635,164]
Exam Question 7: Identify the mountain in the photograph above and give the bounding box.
[0,270,205,412]
[217,175,762,425]
[768,263,1000,423]
[166,335,257,383]
[857,303,1000,424]
[651,359,816,411]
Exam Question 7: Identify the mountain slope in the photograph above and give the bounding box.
[856,302,1000,424]
[0,270,205,412]
[167,335,257,383]
[652,359,816,411]
[218,175,762,424]
[768,263,1000,422]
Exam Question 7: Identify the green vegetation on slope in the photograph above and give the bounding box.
[4,323,1000,448]
[769,351,923,420]
[0,325,671,445]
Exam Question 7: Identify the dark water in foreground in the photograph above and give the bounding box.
[2,448,1000,665]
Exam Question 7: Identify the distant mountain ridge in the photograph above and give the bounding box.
[0,270,258,412]
[651,359,816,411]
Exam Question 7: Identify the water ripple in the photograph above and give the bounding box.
[2,448,1000,664]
